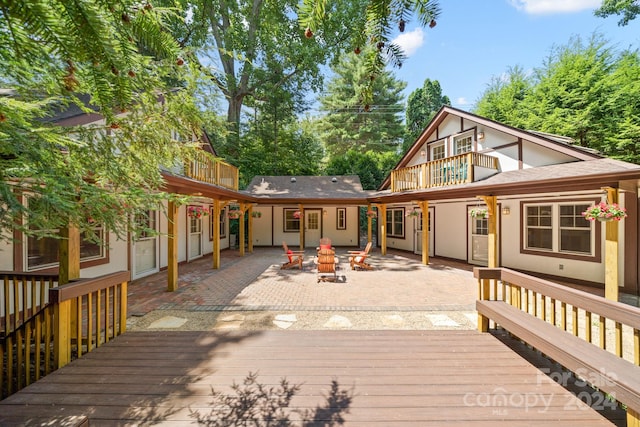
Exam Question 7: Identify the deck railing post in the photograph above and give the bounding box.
[53,299,71,369]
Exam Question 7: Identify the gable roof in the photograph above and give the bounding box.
[380,106,603,190]
[243,175,371,204]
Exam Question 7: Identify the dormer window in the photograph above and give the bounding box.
[454,133,473,154]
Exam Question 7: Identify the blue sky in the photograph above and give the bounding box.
[392,0,640,111]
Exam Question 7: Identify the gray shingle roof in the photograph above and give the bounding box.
[244,175,371,201]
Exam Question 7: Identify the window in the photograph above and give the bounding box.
[524,202,595,257]
[559,204,591,254]
[337,208,346,230]
[190,215,202,233]
[26,228,105,271]
[473,217,488,236]
[284,208,300,232]
[134,210,156,239]
[526,205,552,250]
[209,207,227,240]
[431,143,445,160]
[454,134,473,154]
[386,208,405,238]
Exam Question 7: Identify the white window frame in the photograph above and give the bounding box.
[386,208,405,238]
[284,208,301,232]
[453,132,473,155]
[523,202,595,258]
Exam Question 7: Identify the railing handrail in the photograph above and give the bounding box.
[49,271,130,303]
[0,271,59,279]
[475,267,640,330]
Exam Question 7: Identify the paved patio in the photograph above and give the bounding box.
[126,247,479,331]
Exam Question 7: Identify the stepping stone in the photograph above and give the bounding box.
[426,314,459,327]
[214,313,246,330]
[148,316,188,329]
[463,312,478,325]
[273,314,297,329]
[382,314,405,327]
[219,314,246,322]
[323,315,352,328]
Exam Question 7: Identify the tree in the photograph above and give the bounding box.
[316,52,407,158]
[158,0,366,160]
[404,78,450,150]
[325,149,399,190]
[474,66,532,129]
[0,1,203,241]
[300,0,441,107]
[595,0,640,25]
[474,34,640,163]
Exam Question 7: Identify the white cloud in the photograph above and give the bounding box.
[456,97,471,106]
[392,28,424,57]
[509,0,600,14]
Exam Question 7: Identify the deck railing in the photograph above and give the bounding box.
[185,150,239,190]
[475,267,640,365]
[2,272,59,337]
[390,152,499,192]
[1,271,129,398]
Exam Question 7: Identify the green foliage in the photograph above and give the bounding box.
[595,0,640,25]
[0,0,206,242]
[404,78,450,150]
[325,149,399,190]
[474,66,532,129]
[474,34,640,163]
[300,0,441,107]
[316,52,407,158]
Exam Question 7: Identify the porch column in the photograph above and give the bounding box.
[239,202,247,256]
[417,201,429,265]
[247,205,254,253]
[367,203,373,245]
[298,204,305,250]
[478,196,498,268]
[604,187,620,302]
[379,204,387,256]
[58,225,80,285]
[212,200,221,269]
[167,200,178,291]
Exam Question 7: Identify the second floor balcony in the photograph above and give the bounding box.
[184,150,239,191]
[390,152,500,192]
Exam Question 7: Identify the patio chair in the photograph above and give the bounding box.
[316,237,334,253]
[348,241,373,270]
[317,248,337,282]
[281,241,305,270]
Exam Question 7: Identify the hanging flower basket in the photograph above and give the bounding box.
[469,208,488,219]
[406,209,419,218]
[293,210,303,219]
[582,202,627,222]
[366,210,377,218]
[251,211,262,218]
[187,205,209,219]
[228,209,243,220]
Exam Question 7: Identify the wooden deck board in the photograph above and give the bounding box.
[0,330,625,426]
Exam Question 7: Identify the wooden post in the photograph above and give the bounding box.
[478,196,498,268]
[367,203,373,245]
[379,204,387,256]
[167,200,178,291]
[604,187,619,302]
[298,204,305,250]
[53,300,71,368]
[119,281,127,334]
[212,200,221,269]
[239,202,246,256]
[248,205,254,253]
[58,225,80,285]
[417,201,429,265]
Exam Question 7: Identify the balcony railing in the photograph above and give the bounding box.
[390,152,499,192]
[185,151,239,191]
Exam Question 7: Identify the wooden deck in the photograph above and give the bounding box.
[0,329,625,426]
